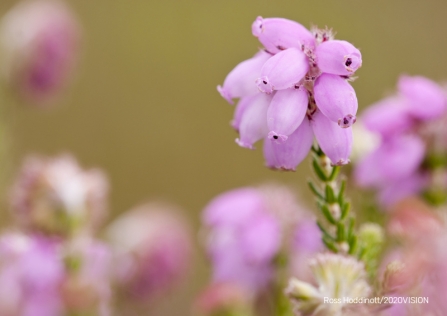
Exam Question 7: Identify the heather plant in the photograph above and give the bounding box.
[205,14,447,316]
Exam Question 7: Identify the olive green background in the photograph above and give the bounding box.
[1,0,447,315]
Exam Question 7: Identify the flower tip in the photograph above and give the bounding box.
[345,53,362,73]
[235,138,255,150]
[332,159,350,166]
[251,16,263,37]
[255,76,274,94]
[217,85,233,104]
[337,114,356,128]
[266,164,296,172]
[267,131,288,143]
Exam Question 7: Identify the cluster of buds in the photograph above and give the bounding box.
[0,0,80,105]
[2,155,113,315]
[354,75,447,207]
[218,16,362,168]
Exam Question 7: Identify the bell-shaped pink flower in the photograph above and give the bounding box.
[354,135,425,187]
[314,74,358,128]
[267,86,308,142]
[398,75,446,120]
[256,48,309,94]
[315,40,362,75]
[231,94,254,131]
[217,50,271,104]
[311,110,352,165]
[251,16,315,54]
[263,119,313,171]
[361,96,413,138]
[235,93,271,149]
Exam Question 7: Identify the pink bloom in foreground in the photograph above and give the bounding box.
[0,0,81,105]
[217,16,362,167]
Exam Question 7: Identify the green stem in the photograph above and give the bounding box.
[308,146,360,256]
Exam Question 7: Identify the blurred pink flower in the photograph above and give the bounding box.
[202,187,281,292]
[106,202,192,301]
[354,75,447,207]
[0,233,64,316]
[10,154,109,236]
[193,283,252,316]
[0,0,81,105]
[62,238,112,316]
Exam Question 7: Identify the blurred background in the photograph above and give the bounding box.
[0,0,447,315]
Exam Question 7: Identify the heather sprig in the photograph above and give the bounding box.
[308,145,359,256]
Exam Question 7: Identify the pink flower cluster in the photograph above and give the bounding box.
[218,17,362,168]
[0,154,193,315]
[354,75,446,206]
[201,185,322,295]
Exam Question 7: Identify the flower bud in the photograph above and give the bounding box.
[256,48,309,93]
[315,40,362,75]
[267,86,308,142]
[235,92,271,149]
[263,118,313,171]
[251,16,315,54]
[217,50,271,104]
[314,73,358,128]
[311,110,352,166]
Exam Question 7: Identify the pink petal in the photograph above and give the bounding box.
[202,188,266,227]
[314,74,358,128]
[267,86,308,142]
[235,93,271,149]
[263,118,313,171]
[354,135,425,187]
[217,50,271,104]
[231,94,257,131]
[251,16,315,54]
[241,213,280,264]
[378,173,428,207]
[311,110,352,165]
[361,96,413,138]
[398,75,446,120]
[315,40,362,75]
[256,48,309,94]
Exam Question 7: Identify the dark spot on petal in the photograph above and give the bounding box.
[263,80,267,84]
[345,58,352,67]
[277,45,286,50]
[273,135,278,140]
[343,118,349,125]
